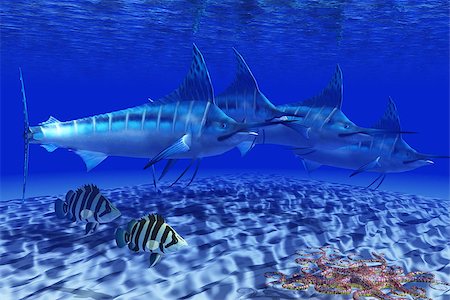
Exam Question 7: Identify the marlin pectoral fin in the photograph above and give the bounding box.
[144,134,191,169]
[350,156,381,177]
[301,159,322,174]
[75,150,108,172]
[41,144,58,152]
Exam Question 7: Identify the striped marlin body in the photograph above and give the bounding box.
[294,98,447,188]
[55,184,121,234]
[115,214,188,268]
[20,45,263,200]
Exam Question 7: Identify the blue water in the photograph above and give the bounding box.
[1,1,449,192]
[1,2,450,299]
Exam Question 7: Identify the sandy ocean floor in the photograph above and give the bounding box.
[1,173,449,299]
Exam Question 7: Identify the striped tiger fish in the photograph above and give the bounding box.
[115,214,188,268]
[55,184,121,234]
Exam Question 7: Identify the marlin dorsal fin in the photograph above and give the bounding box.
[299,65,343,109]
[219,48,277,112]
[372,97,401,132]
[158,44,214,104]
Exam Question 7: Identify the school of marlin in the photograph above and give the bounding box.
[19,44,448,267]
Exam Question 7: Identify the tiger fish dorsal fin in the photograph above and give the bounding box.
[152,214,165,223]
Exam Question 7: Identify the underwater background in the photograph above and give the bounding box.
[1,1,449,299]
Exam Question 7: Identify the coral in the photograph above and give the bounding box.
[265,246,449,299]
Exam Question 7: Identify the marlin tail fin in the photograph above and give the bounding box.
[20,68,30,202]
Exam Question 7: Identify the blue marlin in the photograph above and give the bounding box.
[20,45,287,200]
[216,50,398,151]
[294,98,449,188]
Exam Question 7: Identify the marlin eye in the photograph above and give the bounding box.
[221,123,227,129]
[344,124,350,129]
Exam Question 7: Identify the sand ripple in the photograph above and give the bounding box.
[1,173,449,299]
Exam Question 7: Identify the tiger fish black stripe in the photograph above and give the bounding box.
[129,220,139,243]
[70,188,84,220]
[165,227,179,248]
[134,220,146,251]
[77,186,93,220]
[161,226,171,245]
[150,215,165,240]
[65,192,75,215]
[93,195,105,222]
[142,214,156,250]
[83,187,100,215]
[85,186,100,210]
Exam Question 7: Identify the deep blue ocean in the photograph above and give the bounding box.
[1,2,450,299]
[2,1,449,199]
